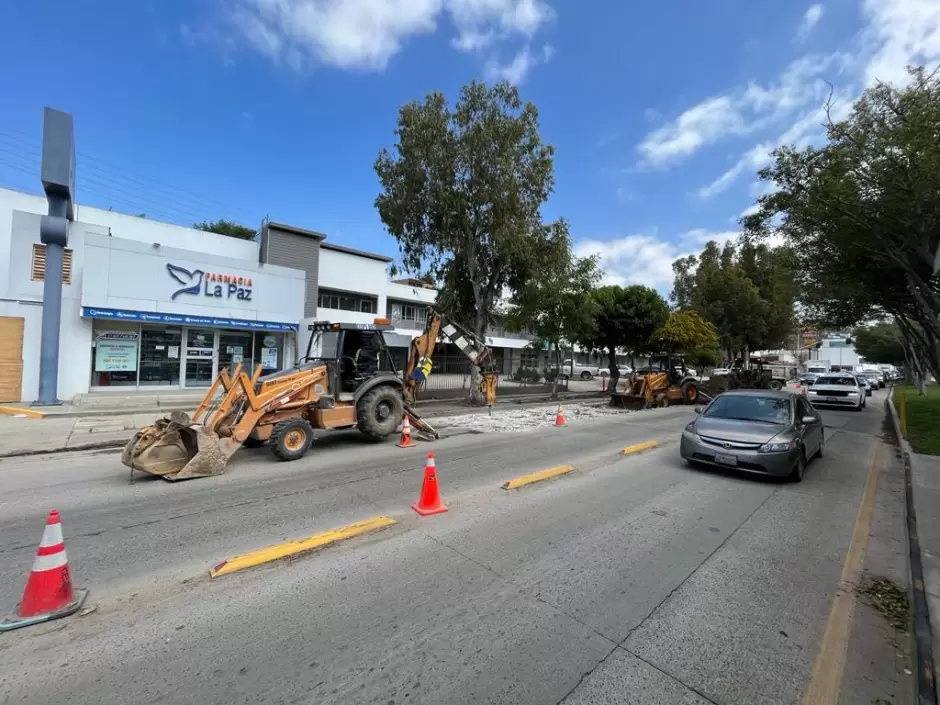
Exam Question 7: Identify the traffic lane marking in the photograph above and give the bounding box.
[801,443,883,704]
[208,516,398,578]
[502,464,575,490]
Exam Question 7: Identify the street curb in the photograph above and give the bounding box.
[5,391,606,420]
[0,396,613,459]
[887,390,939,705]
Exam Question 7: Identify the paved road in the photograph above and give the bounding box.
[0,389,914,704]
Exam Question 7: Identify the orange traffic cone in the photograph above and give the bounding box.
[412,453,448,516]
[397,414,415,448]
[1,510,88,632]
[554,405,567,427]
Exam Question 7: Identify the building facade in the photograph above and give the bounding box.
[0,188,305,402]
[1,185,538,403]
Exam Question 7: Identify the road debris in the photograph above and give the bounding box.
[859,576,910,632]
[432,401,637,433]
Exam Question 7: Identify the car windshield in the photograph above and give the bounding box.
[702,395,791,425]
[816,376,857,386]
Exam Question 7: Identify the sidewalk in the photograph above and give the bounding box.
[888,393,940,701]
[0,394,604,458]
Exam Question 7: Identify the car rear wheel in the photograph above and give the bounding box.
[580,371,593,380]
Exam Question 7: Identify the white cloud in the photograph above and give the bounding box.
[226,0,554,74]
[574,229,741,291]
[637,53,847,168]
[484,42,553,84]
[683,0,940,203]
[795,4,825,42]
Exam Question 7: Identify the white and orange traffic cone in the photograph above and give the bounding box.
[397,414,415,448]
[0,510,88,632]
[554,405,567,427]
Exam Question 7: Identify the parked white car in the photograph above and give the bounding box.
[598,365,633,377]
[553,359,598,380]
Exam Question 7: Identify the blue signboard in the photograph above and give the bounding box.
[81,306,298,332]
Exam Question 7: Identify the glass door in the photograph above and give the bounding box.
[183,328,217,387]
[138,327,183,387]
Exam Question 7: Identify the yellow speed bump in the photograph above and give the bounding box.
[621,440,659,456]
[501,464,574,490]
[209,516,397,578]
[0,406,46,419]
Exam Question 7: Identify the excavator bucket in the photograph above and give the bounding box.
[609,375,652,411]
[121,411,236,481]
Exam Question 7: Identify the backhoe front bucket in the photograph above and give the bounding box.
[609,393,650,411]
[121,412,232,481]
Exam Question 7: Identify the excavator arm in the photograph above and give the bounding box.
[402,308,495,404]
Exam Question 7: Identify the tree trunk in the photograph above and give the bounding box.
[607,348,619,393]
[469,304,488,406]
[551,342,560,401]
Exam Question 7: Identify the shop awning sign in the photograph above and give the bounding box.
[167,263,254,302]
[82,306,298,332]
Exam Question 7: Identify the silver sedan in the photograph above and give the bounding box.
[680,389,824,482]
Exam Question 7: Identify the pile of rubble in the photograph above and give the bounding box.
[429,401,634,434]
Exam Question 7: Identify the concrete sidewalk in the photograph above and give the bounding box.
[888,393,940,701]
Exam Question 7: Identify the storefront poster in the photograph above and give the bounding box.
[261,347,278,369]
[168,346,179,359]
[95,333,139,373]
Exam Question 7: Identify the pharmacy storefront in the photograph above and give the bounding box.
[81,233,305,390]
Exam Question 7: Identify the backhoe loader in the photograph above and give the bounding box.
[121,309,496,481]
[610,354,704,410]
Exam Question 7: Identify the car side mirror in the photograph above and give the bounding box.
[801,415,817,424]
[693,407,702,414]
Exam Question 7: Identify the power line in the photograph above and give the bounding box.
[0,129,262,226]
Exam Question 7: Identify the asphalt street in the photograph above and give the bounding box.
[0,390,914,705]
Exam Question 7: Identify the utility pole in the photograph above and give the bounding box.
[34,108,75,406]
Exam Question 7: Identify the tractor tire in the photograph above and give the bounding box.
[357,384,404,441]
[269,419,314,461]
[242,436,266,448]
[768,379,784,391]
[679,380,699,405]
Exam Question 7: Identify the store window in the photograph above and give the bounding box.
[91,327,140,387]
[256,332,284,373]
[139,327,183,386]
[219,330,254,373]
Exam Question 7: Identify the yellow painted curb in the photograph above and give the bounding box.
[502,464,574,490]
[621,440,658,455]
[209,516,397,578]
[0,406,46,419]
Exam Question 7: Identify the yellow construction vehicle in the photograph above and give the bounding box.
[121,309,496,481]
[610,354,704,410]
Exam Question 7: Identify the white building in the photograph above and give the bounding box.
[0,188,305,402]
[0,185,537,404]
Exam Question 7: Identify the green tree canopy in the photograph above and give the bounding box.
[853,322,906,365]
[194,219,257,240]
[672,239,795,360]
[579,284,669,389]
[653,310,720,354]
[374,80,556,342]
[742,66,940,387]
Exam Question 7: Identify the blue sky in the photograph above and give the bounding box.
[1,0,938,295]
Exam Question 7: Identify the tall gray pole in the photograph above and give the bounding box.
[34,108,75,406]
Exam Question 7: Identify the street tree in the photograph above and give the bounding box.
[580,285,669,391]
[374,80,557,403]
[194,219,257,240]
[671,240,794,361]
[853,322,906,365]
[653,310,720,356]
[742,66,940,389]
[505,220,600,399]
